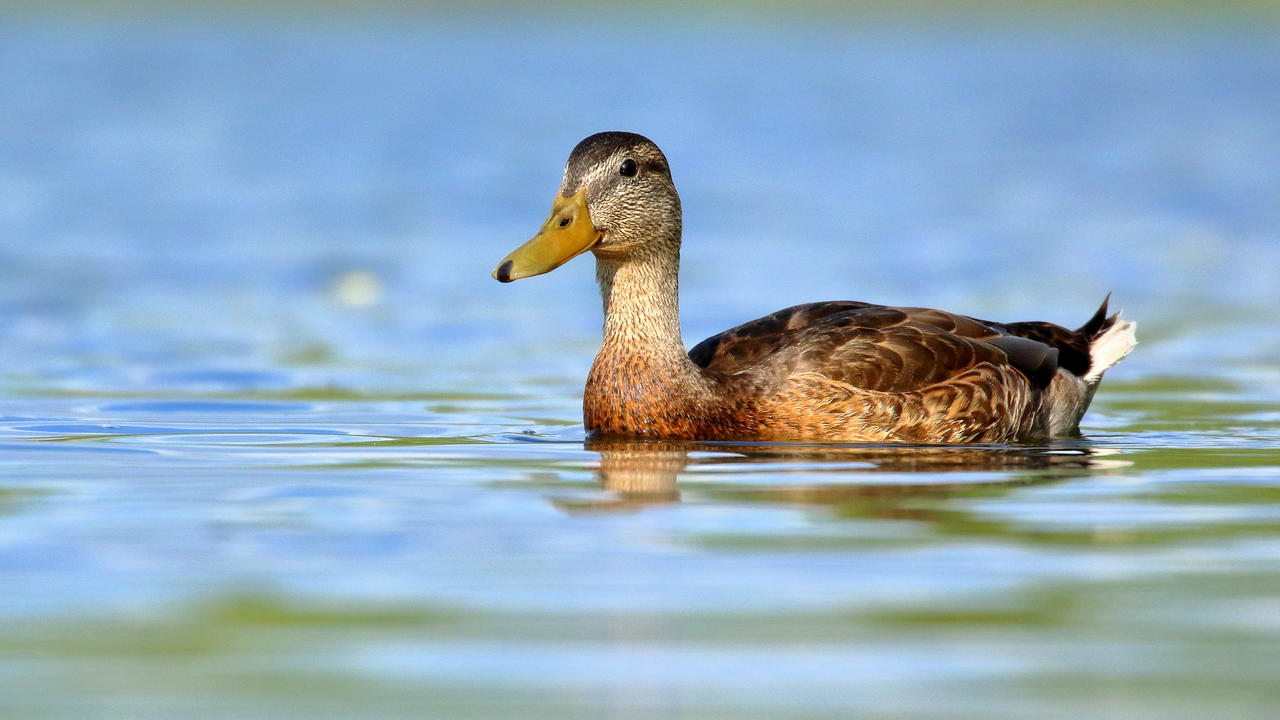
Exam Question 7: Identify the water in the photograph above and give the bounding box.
[2,6,1279,719]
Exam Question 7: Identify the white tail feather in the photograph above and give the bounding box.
[1084,312,1137,384]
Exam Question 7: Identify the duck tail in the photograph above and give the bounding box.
[1079,293,1137,385]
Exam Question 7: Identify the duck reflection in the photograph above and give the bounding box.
[555,437,1125,513]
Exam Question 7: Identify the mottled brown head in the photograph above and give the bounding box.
[493,131,681,282]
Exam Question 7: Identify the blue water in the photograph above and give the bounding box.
[1,7,1279,719]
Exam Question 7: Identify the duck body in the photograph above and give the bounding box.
[495,132,1136,444]
[587,298,1126,443]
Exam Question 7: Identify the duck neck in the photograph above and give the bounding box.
[585,242,714,437]
[595,247,689,367]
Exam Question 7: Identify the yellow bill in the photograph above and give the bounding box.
[493,189,601,283]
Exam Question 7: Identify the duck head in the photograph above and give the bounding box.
[493,131,681,283]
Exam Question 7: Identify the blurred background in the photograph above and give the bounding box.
[1,2,1278,719]
[4,0,1277,395]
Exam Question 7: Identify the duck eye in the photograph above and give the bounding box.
[619,159,638,177]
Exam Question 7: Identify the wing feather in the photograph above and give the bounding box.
[689,301,1073,393]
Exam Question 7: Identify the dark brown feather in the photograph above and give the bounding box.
[688,301,1076,393]
[688,302,875,371]
[994,294,1116,377]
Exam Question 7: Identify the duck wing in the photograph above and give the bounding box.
[688,301,874,372]
[688,301,1063,392]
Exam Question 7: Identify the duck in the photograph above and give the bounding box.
[492,131,1136,443]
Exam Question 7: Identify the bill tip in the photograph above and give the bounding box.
[494,260,514,283]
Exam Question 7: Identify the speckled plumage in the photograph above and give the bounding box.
[502,132,1137,443]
